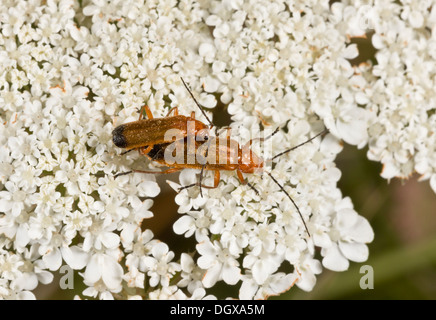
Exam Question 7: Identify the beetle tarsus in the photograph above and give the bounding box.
[246,182,259,195]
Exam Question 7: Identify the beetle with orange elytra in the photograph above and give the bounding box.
[112,79,214,155]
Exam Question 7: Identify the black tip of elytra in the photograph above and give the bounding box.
[112,125,127,148]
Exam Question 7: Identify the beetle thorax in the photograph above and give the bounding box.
[239,149,264,173]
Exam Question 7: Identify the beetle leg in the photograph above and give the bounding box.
[120,149,134,156]
[135,167,182,175]
[114,167,182,179]
[212,170,220,188]
[198,169,220,189]
[121,145,152,156]
[138,105,154,121]
[237,169,259,195]
[165,107,179,117]
[225,127,231,139]
[214,126,231,139]
[139,145,153,155]
[236,169,246,184]
[178,170,220,194]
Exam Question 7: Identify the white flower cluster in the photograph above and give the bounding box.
[339,0,436,191]
[0,0,429,300]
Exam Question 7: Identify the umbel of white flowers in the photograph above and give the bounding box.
[0,0,433,299]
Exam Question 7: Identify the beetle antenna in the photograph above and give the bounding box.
[266,171,311,237]
[114,171,133,179]
[177,183,196,192]
[180,77,214,128]
[270,129,328,161]
[198,136,214,198]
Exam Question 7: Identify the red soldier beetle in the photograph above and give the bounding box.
[112,78,328,236]
[115,128,328,236]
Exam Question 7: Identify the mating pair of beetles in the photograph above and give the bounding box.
[112,78,327,236]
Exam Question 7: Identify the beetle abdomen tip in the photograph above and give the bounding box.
[112,126,128,148]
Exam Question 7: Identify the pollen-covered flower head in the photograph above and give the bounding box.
[2,0,432,300]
